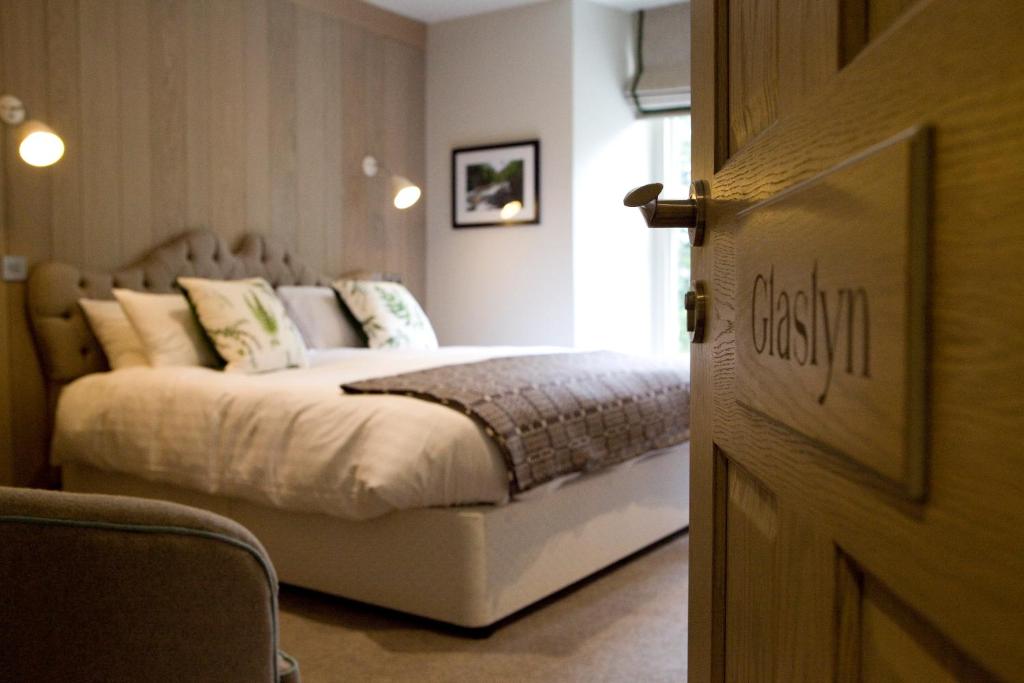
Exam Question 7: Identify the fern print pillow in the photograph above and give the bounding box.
[332,279,438,350]
[178,277,308,373]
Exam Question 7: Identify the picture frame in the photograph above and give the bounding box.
[451,140,540,228]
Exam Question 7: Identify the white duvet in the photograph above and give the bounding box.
[55,347,564,520]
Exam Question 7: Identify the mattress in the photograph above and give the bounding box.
[56,346,683,520]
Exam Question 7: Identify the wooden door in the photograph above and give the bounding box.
[687,1,1024,680]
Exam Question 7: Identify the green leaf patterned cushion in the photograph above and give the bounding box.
[178,277,308,373]
[332,280,438,350]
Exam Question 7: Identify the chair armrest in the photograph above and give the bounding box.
[0,487,280,683]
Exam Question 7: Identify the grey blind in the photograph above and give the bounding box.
[630,3,691,114]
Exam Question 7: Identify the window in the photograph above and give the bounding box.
[650,113,692,356]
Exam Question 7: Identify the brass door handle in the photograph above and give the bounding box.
[623,179,709,245]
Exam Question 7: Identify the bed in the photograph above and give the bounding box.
[27,230,690,628]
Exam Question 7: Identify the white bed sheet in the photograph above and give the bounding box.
[54,346,564,520]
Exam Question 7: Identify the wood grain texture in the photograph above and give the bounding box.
[692,1,1024,679]
[834,552,863,683]
[0,0,426,487]
[185,0,211,230]
[838,0,868,67]
[735,130,929,496]
[118,0,153,261]
[860,578,998,682]
[4,0,51,264]
[340,21,371,271]
[2,0,52,488]
[771,505,835,681]
[47,0,84,264]
[244,0,272,234]
[723,464,838,681]
[208,0,246,248]
[268,0,298,247]
[291,0,424,50]
[397,39,426,297]
[727,0,778,155]
[777,0,837,118]
[322,15,344,282]
[295,4,327,269]
[362,33,387,270]
[149,0,188,244]
[727,0,840,158]
[723,463,778,682]
[867,0,917,40]
[687,0,724,679]
[80,0,121,269]
[841,0,918,66]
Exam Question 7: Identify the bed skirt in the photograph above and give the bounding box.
[63,442,689,628]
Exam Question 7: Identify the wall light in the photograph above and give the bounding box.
[0,94,65,167]
[362,155,421,210]
[500,200,523,221]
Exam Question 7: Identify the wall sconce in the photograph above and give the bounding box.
[0,94,65,167]
[362,155,421,210]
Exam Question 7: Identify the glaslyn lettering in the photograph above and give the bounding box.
[751,262,870,405]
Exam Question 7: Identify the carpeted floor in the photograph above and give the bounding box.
[278,531,688,682]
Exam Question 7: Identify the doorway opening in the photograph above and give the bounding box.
[649,112,692,356]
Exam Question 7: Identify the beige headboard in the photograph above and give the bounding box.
[27,230,328,386]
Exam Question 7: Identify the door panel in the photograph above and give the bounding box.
[728,0,842,155]
[723,464,778,681]
[733,127,929,497]
[858,578,995,683]
[772,506,835,681]
[689,1,1024,681]
[727,0,778,153]
[841,0,920,65]
[723,460,838,680]
[777,0,838,117]
[837,555,999,682]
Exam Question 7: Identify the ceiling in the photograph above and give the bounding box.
[364,0,684,24]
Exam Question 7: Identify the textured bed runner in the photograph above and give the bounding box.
[341,352,689,493]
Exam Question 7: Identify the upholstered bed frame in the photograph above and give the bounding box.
[29,230,325,392]
[27,229,689,628]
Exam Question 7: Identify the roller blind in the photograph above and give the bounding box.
[629,3,691,114]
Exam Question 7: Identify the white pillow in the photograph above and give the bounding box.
[276,286,364,349]
[78,299,149,370]
[332,279,438,350]
[178,277,308,373]
[113,289,219,368]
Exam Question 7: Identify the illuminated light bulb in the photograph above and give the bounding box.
[19,121,64,167]
[392,176,421,209]
[500,200,523,221]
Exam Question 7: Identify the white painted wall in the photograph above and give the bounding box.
[425,0,654,349]
[426,0,575,346]
[571,0,653,353]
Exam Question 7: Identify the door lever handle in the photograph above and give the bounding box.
[623,180,709,245]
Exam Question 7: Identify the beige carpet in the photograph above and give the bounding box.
[278,532,688,682]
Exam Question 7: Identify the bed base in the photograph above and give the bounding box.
[64,443,688,628]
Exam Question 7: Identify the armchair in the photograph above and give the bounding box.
[0,486,299,682]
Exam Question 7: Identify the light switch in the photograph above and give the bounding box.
[2,255,27,282]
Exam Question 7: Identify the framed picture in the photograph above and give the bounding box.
[452,140,540,228]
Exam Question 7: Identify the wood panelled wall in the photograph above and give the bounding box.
[0,0,426,486]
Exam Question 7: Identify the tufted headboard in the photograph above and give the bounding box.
[28,230,329,387]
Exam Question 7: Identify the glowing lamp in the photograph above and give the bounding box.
[500,200,523,220]
[0,95,65,168]
[18,121,65,167]
[363,155,421,210]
